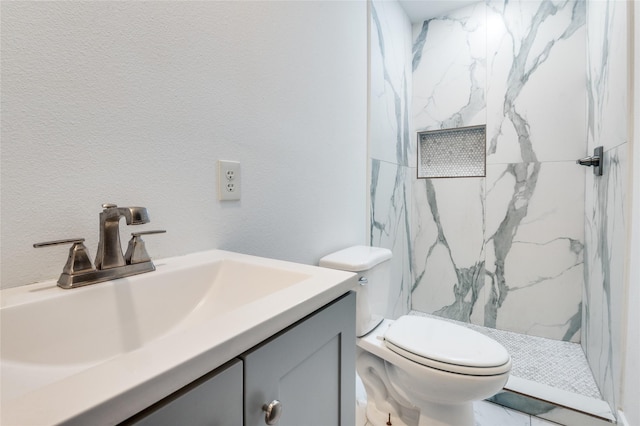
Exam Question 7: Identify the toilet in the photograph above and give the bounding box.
[319,246,511,426]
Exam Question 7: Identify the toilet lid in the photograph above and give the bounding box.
[384,316,510,374]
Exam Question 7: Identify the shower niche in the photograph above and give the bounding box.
[417,125,486,179]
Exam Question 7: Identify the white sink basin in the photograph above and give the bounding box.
[0,250,356,425]
[2,258,311,366]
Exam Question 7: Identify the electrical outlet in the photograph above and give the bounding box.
[218,160,241,201]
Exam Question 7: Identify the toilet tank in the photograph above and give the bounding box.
[319,246,392,337]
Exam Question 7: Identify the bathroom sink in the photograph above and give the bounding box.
[0,249,356,425]
[2,257,311,366]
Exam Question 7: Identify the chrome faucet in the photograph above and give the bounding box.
[34,203,165,289]
[95,204,150,269]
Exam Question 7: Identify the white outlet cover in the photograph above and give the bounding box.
[218,160,241,201]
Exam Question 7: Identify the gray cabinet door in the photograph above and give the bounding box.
[242,292,355,426]
[127,359,243,426]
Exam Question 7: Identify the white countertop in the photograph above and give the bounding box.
[0,250,356,425]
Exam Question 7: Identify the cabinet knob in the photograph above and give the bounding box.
[262,400,282,425]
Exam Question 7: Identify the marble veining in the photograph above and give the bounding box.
[369,0,629,420]
[367,0,631,421]
[410,0,586,342]
[368,0,413,318]
[583,145,627,413]
[484,0,585,339]
[370,159,412,317]
[485,162,541,328]
[486,0,585,162]
[582,0,629,415]
[412,2,486,131]
[411,178,486,323]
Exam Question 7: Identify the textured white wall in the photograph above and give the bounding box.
[0,1,367,289]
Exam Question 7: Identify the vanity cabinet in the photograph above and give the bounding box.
[126,292,355,426]
[242,292,356,426]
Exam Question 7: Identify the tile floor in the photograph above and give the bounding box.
[474,401,558,426]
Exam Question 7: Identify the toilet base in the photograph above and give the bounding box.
[361,397,474,426]
[364,402,407,426]
[356,352,420,426]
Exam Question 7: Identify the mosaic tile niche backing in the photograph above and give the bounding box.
[418,125,486,178]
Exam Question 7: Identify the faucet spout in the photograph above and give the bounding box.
[95,204,149,270]
[119,206,150,226]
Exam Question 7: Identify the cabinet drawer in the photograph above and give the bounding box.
[125,359,243,426]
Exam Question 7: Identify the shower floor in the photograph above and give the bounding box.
[408,311,601,399]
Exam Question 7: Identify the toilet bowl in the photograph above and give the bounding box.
[319,246,511,426]
[358,318,510,426]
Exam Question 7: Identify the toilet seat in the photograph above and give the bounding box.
[383,316,511,376]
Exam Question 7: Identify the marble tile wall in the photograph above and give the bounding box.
[368,0,413,318]
[410,0,587,342]
[582,0,629,413]
[370,0,631,415]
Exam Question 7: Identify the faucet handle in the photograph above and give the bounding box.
[125,230,166,264]
[34,238,95,275]
[34,238,85,247]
